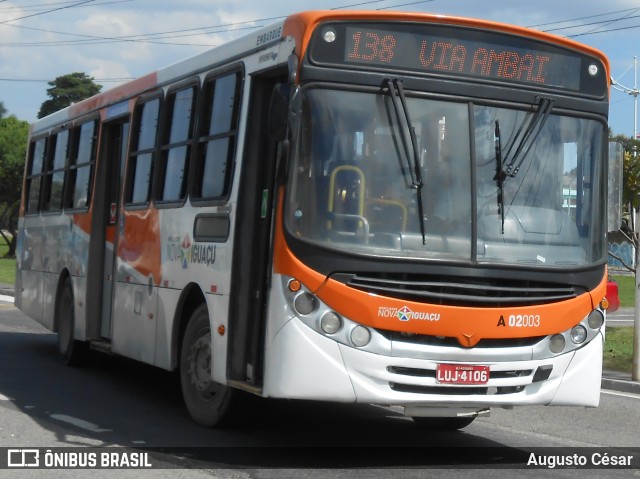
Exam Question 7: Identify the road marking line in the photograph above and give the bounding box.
[50,414,112,433]
[602,389,640,400]
[0,295,13,303]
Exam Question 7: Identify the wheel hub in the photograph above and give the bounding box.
[188,334,214,396]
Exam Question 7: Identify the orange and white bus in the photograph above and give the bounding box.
[16,10,621,429]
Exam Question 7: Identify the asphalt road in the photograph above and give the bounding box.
[607,307,636,327]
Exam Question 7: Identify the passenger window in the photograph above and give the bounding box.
[43,130,69,212]
[26,138,47,213]
[127,97,160,205]
[192,72,241,201]
[67,121,97,210]
[158,86,196,202]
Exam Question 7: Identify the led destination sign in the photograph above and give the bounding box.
[346,26,577,88]
[310,23,606,95]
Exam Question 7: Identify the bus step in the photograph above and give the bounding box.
[89,340,113,354]
[226,380,263,396]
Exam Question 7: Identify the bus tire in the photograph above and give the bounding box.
[180,303,233,427]
[56,277,88,366]
[411,416,476,430]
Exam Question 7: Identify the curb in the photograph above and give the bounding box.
[601,377,640,395]
[0,283,14,297]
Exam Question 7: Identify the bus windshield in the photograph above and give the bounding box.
[285,86,605,267]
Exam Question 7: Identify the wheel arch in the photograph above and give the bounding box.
[53,269,73,333]
[171,282,207,370]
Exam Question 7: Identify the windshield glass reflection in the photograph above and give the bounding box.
[285,87,604,267]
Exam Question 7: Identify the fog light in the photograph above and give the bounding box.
[320,312,342,334]
[532,365,553,383]
[587,310,604,329]
[293,292,317,315]
[549,334,565,354]
[350,326,371,347]
[570,325,587,344]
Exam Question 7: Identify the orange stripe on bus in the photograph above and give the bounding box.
[69,72,158,118]
[117,208,162,286]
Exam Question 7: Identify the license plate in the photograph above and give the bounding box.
[436,364,490,385]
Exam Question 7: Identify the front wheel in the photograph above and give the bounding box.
[180,304,233,427]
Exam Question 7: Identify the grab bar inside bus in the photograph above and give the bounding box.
[327,165,366,231]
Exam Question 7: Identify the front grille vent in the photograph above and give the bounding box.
[333,272,578,307]
[389,383,525,395]
[388,332,545,349]
[387,366,533,379]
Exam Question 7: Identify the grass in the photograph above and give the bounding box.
[607,275,635,372]
[603,326,634,373]
[0,258,15,285]
[0,241,15,285]
[610,274,635,308]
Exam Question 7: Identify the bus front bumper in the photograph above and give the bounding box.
[263,315,603,411]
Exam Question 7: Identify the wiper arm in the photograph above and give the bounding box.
[500,96,554,180]
[385,77,427,244]
[493,120,506,234]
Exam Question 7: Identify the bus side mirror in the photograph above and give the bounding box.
[608,142,623,232]
[269,83,290,141]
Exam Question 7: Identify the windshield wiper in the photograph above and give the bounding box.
[384,77,427,244]
[493,120,506,234]
[499,96,554,180]
[493,96,554,235]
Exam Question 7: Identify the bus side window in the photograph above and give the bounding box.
[42,129,69,212]
[157,85,197,203]
[192,71,241,202]
[126,96,161,205]
[25,138,47,214]
[66,120,97,210]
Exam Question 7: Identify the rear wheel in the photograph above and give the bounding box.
[56,277,87,366]
[411,416,476,430]
[180,304,234,427]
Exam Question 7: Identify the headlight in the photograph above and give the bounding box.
[549,334,566,354]
[320,312,342,334]
[350,326,371,347]
[293,292,317,315]
[570,325,587,344]
[544,307,604,357]
[587,310,604,329]
[283,276,388,355]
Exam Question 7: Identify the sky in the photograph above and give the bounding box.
[1,0,640,137]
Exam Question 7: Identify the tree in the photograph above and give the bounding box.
[0,115,29,257]
[0,101,7,119]
[623,149,640,211]
[38,72,102,119]
[611,131,640,166]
